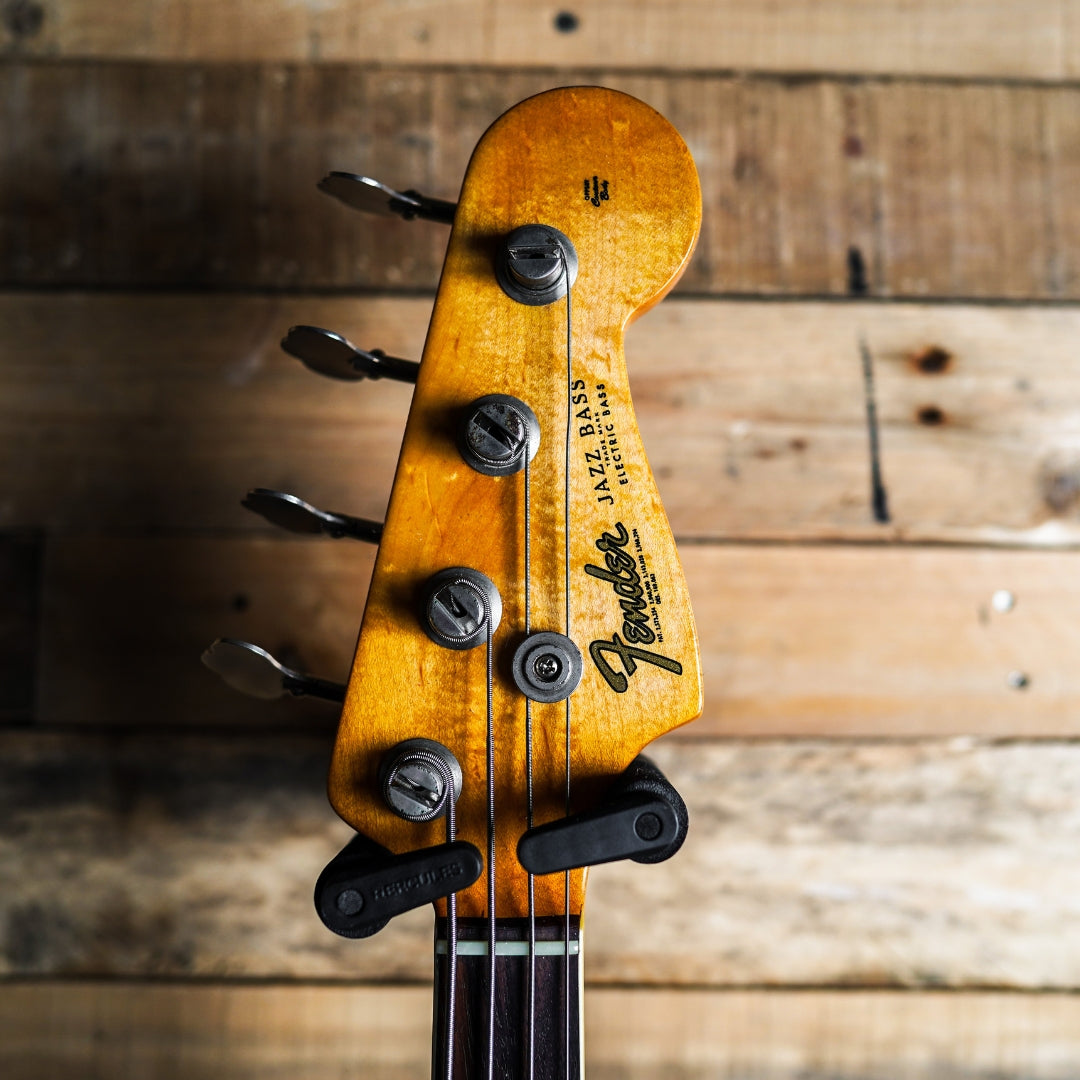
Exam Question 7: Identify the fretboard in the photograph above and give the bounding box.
[432,916,582,1080]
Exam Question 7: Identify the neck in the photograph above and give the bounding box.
[432,916,583,1080]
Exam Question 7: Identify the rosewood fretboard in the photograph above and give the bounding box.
[432,917,582,1080]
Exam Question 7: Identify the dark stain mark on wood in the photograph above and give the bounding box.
[0,532,41,721]
[917,405,946,426]
[2,0,43,39]
[843,134,864,158]
[734,153,761,183]
[554,11,579,33]
[847,247,868,295]
[858,335,891,524]
[789,437,808,452]
[910,345,953,374]
[1040,460,1080,515]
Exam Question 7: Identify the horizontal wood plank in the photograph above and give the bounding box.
[3,982,1079,1080]
[5,0,1080,82]
[3,734,1080,988]
[3,66,1080,299]
[5,294,1080,547]
[37,536,1080,735]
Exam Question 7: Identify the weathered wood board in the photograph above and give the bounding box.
[3,982,1080,1080]
[5,294,1080,546]
[34,536,1080,735]
[4,66,1080,299]
[4,734,1080,987]
[5,5,1080,1075]
[5,0,1080,82]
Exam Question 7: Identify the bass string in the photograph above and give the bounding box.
[561,255,574,1080]
[441,755,459,1080]
[524,440,537,1080]
[486,596,496,1080]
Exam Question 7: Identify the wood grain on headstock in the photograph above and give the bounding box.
[328,86,703,919]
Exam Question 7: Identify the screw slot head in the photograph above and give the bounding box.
[423,567,502,651]
[495,224,578,306]
[459,394,541,477]
[511,631,583,703]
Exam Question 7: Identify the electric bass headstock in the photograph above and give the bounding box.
[205,89,702,1060]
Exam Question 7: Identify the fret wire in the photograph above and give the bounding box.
[562,260,573,1080]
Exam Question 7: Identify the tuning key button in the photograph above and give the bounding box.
[511,631,583,703]
[423,567,502,650]
[281,325,419,383]
[317,171,457,225]
[242,488,383,544]
[201,638,346,703]
[459,394,540,476]
[496,224,578,306]
[379,738,464,822]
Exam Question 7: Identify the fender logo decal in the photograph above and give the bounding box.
[584,522,682,693]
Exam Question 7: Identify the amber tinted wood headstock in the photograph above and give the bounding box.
[328,86,703,920]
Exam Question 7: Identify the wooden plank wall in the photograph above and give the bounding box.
[3,3,1080,1077]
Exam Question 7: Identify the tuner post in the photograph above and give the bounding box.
[459,394,540,476]
[379,738,463,822]
[422,567,502,650]
[495,224,578,306]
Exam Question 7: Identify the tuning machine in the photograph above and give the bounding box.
[318,171,456,225]
[282,325,419,384]
[201,638,346,703]
[242,488,383,543]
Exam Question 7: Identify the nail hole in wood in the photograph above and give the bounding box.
[911,345,952,374]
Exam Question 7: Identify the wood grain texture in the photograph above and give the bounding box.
[4,982,1080,1080]
[6,294,1080,547]
[4,65,1080,299]
[38,536,370,730]
[328,87,703,920]
[38,537,1080,735]
[5,0,1080,81]
[4,734,1080,988]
